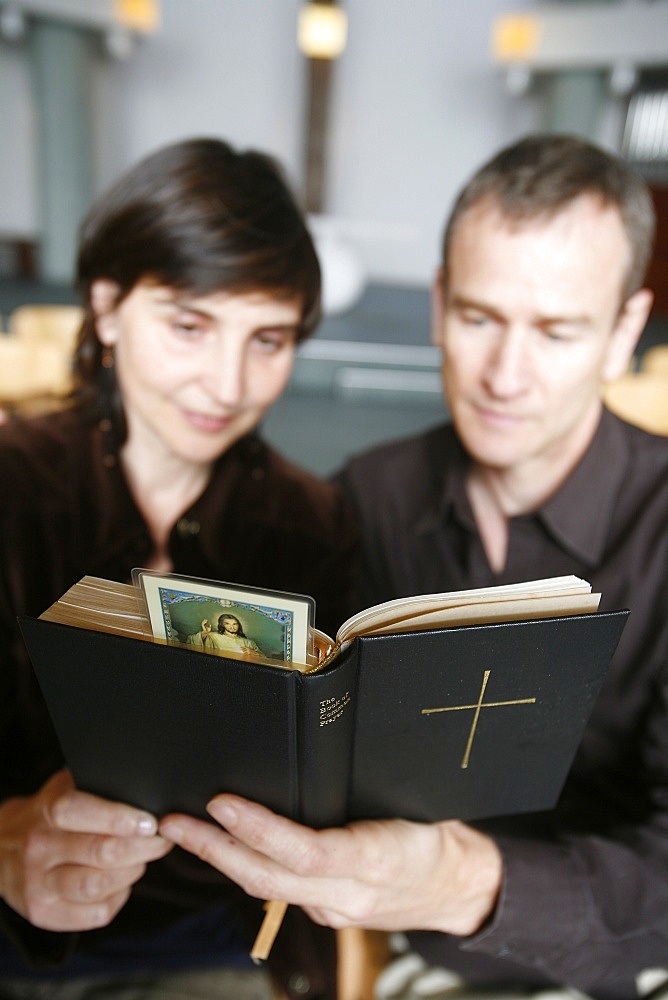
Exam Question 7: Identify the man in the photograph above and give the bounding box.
[160,136,668,1000]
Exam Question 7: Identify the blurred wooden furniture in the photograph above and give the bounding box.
[640,344,668,377]
[604,370,668,435]
[337,929,390,1000]
[271,928,389,1000]
[8,303,82,348]
[0,304,82,413]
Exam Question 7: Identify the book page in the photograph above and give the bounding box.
[39,577,151,638]
[39,574,600,672]
[335,576,593,645]
[357,592,601,636]
[39,575,317,672]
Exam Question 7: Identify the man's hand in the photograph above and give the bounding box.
[0,769,173,931]
[160,794,502,935]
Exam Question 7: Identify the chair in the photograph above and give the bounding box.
[270,929,389,1000]
[337,928,391,1000]
[0,304,82,412]
[640,343,668,377]
[8,303,83,350]
[603,370,668,436]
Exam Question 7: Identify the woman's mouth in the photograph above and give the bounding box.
[182,409,236,433]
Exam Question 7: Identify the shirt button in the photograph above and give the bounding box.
[288,972,311,995]
[176,518,200,538]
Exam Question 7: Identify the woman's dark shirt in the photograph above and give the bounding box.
[0,403,356,997]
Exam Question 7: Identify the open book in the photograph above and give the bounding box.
[36,571,602,670]
[20,571,626,832]
[20,572,628,962]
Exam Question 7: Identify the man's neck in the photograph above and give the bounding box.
[465,403,603,573]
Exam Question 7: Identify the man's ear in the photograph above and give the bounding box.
[90,279,121,346]
[602,287,654,383]
[430,267,446,347]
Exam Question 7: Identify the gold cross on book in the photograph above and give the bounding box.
[421,669,536,769]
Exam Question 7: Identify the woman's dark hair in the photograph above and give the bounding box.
[73,137,320,439]
[218,614,246,637]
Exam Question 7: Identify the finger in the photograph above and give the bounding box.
[162,796,324,875]
[24,885,133,933]
[206,795,342,873]
[160,811,336,909]
[33,827,173,873]
[46,861,149,904]
[160,804,365,915]
[46,786,160,839]
[202,795,398,884]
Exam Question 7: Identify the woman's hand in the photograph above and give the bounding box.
[0,769,173,931]
[160,794,502,936]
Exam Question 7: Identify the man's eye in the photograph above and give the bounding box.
[255,331,294,351]
[461,312,492,327]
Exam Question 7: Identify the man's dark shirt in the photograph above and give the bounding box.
[337,408,668,1000]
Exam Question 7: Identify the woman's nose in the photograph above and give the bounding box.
[202,340,245,405]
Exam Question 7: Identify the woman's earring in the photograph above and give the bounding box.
[99,344,118,466]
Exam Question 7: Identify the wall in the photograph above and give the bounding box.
[0,0,580,288]
[0,37,36,237]
[324,0,544,283]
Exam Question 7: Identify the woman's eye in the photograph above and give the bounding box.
[172,317,205,338]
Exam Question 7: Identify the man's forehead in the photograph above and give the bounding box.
[446,194,632,288]
[452,192,628,248]
[440,194,634,322]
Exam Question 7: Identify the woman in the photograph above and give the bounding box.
[0,138,355,1000]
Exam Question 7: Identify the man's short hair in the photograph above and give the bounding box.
[441,134,656,302]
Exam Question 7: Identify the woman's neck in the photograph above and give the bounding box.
[120,435,213,562]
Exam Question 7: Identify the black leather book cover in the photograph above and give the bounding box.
[19,617,304,821]
[19,609,628,827]
[342,611,628,822]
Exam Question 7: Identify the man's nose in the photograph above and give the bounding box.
[483,329,528,397]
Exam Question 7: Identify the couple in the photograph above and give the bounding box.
[0,133,666,1000]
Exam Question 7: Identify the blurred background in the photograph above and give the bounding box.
[1,0,667,473]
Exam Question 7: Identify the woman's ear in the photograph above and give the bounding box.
[90,279,121,346]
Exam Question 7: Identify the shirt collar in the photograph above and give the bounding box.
[425,409,630,566]
[539,407,630,565]
[414,425,474,535]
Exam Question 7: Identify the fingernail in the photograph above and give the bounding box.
[160,820,183,842]
[207,798,238,829]
[137,814,158,836]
